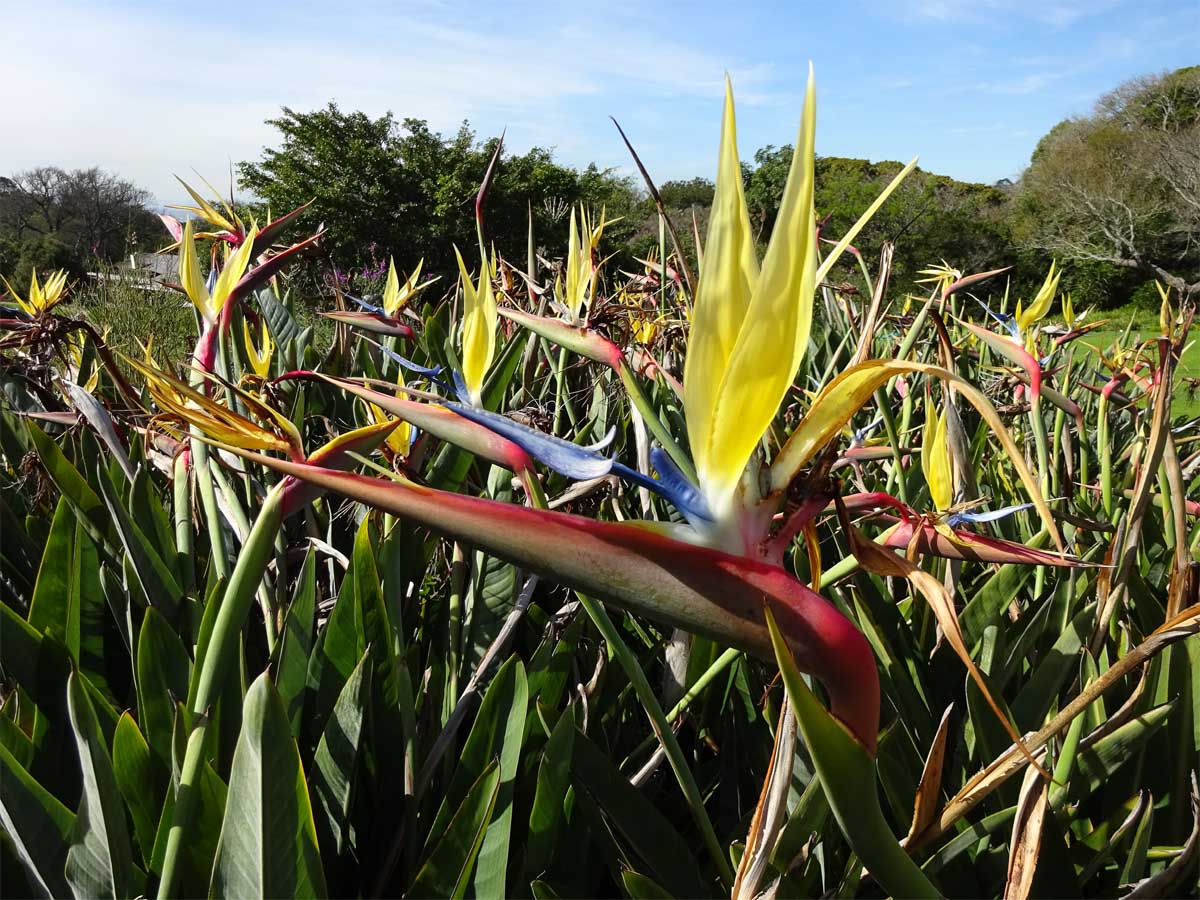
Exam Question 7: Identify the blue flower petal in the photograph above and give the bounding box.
[347,293,386,314]
[362,336,443,377]
[445,401,615,480]
[853,416,884,444]
[612,448,713,528]
[946,501,1035,527]
[451,370,471,404]
[973,297,1020,340]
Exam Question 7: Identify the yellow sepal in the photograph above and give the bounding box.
[921,403,953,512]
[455,246,497,406]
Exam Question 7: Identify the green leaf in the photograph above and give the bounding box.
[111,712,165,868]
[91,449,182,618]
[922,806,1016,875]
[524,707,575,879]
[137,608,192,766]
[0,742,75,899]
[1118,794,1153,885]
[256,286,301,347]
[1068,703,1174,800]
[25,421,112,550]
[26,498,78,655]
[960,530,1048,648]
[209,673,327,899]
[312,649,371,856]
[429,656,526,846]
[472,656,529,900]
[408,761,502,900]
[570,731,706,899]
[0,696,35,771]
[149,708,227,884]
[65,670,135,899]
[130,467,183,588]
[1012,602,1096,729]
[621,869,675,899]
[765,609,938,900]
[275,547,317,736]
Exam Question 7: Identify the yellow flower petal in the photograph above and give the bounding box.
[179,220,212,320]
[211,226,259,317]
[683,75,761,511]
[709,67,818,511]
[382,257,400,315]
[456,246,497,405]
[921,404,953,512]
[1016,260,1059,333]
[243,316,273,378]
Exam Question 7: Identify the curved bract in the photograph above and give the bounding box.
[220,446,882,751]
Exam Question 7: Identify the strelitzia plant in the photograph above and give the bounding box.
[193,68,1081,899]
[320,257,438,338]
[557,205,615,324]
[138,356,402,898]
[242,316,274,379]
[160,176,312,254]
[454,246,498,407]
[1,269,69,318]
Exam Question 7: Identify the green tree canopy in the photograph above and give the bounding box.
[1013,66,1200,298]
[238,103,641,275]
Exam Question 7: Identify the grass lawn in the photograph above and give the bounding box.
[1066,303,1200,420]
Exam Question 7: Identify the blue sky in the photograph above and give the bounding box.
[5,0,1195,204]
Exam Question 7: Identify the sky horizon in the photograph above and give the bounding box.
[4,0,1196,207]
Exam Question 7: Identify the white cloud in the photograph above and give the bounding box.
[0,0,776,202]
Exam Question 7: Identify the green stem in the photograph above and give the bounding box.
[446,542,465,723]
[552,345,579,434]
[523,476,728,886]
[576,594,735,889]
[1029,394,1050,599]
[622,647,741,770]
[157,485,285,899]
[617,360,695,482]
[172,453,199,641]
[208,459,278,652]
[1099,395,1113,519]
[875,388,908,504]
[191,439,229,581]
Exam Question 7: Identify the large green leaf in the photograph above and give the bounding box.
[25,421,113,551]
[524,707,575,879]
[1012,601,1096,728]
[64,670,136,899]
[130,467,183,589]
[472,655,528,899]
[408,761,501,900]
[1068,703,1175,800]
[91,450,182,618]
[137,608,192,766]
[0,742,75,899]
[209,673,327,899]
[111,712,165,868]
[960,530,1048,648]
[766,610,938,900]
[311,649,371,856]
[428,656,527,848]
[275,547,317,736]
[148,707,227,887]
[570,731,706,898]
[26,498,77,653]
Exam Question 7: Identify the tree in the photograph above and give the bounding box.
[1014,66,1200,298]
[0,166,157,281]
[238,103,641,276]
